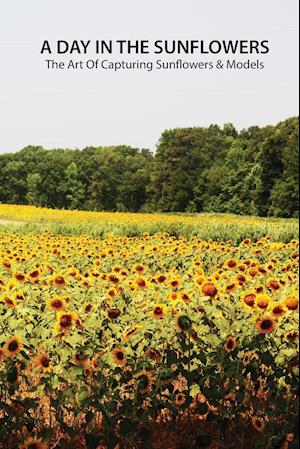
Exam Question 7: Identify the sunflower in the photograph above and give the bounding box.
[108,308,121,319]
[175,393,186,406]
[267,278,281,291]
[194,276,206,287]
[36,352,52,373]
[72,351,88,366]
[168,292,178,302]
[258,266,268,275]
[67,266,79,277]
[256,294,271,310]
[251,416,265,432]
[255,316,276,334]
[13,271,26,283]
[285,296,298,311]
[224,337,236,353]
[202,282,218,299]
[242,238,252,245]
[52,273,67,288]
[271,303,287,318]
[211,271,221,282]
[176,314,192,332]
[236,273,247,285]
[156,274,167,284]
[107,287,118,299]
[13,290,26,301]
[152,304,167,319]
[109,274,120,284]
[112,348,126,366]
[28,268,41,282]
[135,277,148,289]
[237,263,247,272]
[224,258,238,270]
[225,282,238,293]
[3,336,23,357]
[19,437,48,449]
[1,294,16,308]
[2,259,11,270]
[112,265,122,273]
[169,278,181,289]
[135,370,153,394]
[194,262,204,273]
[285,330,299,343]
[241,291,256,310]
[180,292,191,304]
[123,325,142,341]
[55,311,78,334]
[145,348,160,362]
[47,296,66,311]
[133,264,145,274]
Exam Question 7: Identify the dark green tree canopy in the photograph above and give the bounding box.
[0,117,298,217]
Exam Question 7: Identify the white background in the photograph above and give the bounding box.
[0,0,298,152]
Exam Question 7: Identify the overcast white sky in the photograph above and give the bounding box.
[0,0,298,153]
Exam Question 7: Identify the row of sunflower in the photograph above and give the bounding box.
[0,230,298,449]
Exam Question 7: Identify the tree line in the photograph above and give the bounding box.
[0,116,298,217]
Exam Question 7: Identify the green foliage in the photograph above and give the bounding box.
[26,173,42,206]
[63,162,85,210]
[0,117,298,217]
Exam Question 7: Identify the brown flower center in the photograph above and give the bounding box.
[8,340,18,351]
[137,279,146,287]
[157,275,166,283]
[55,276,65,285]
[261,319,272,330]
[154,307,162,315]
[16,274,25,281]
[116,351,124,360]
[52,300,62,309]
[60,315,72,327]
[244,294,255,306]
[108,308,121,319]
[269,281,280,290]
[203,283,217,297]
[227,339,234,349]
[41,356,50,368]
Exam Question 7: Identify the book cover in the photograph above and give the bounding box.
[0,1,298,448]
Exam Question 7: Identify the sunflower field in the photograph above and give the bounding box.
[0,216,299,448]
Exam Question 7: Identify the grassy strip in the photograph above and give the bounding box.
[0,218,298,243]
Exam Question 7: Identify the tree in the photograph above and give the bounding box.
[0,117,298,217]
[63,162,85,210]
[26,173,42,206]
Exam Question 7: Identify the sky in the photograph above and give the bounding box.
[0,0,298,153]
